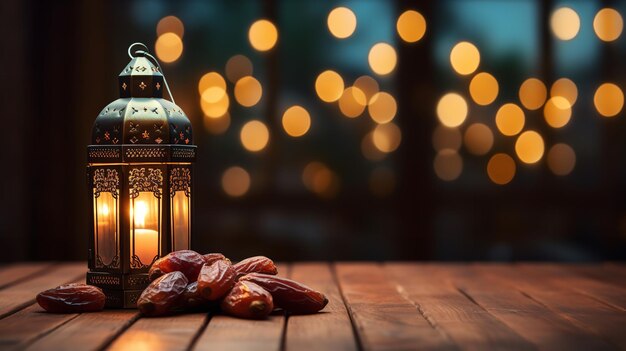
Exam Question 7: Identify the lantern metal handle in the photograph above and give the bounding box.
[127,42,176,105]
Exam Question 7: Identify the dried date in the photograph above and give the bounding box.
[137,271,188,316]
[233,256,278,278]
[203,253,231,266]
[37,283,105,313]
[197,260,236,301]
[239,273,328,314]
[221,281,274,319]
[149,250,206,282]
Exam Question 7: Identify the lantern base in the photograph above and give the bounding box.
[87,271,151,309]
[101,288,144,309]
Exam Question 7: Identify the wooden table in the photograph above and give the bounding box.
[0,262,625,351]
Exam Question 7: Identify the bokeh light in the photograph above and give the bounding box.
[353,75,379,101]
[487,153,516,185]
[249,19,278,51]
[469,72,499,106]
[368,43,397,75]
[450,41,480,75]
[225,55,253,83]
[464,123,493,155]
[594,83,624,117]
[315,70,344,103]
[338,86,367,118]
[234,76,263,107]
[547,143,576,176]
[240,120,269,152]
[369,167,396,197]
[368,92,397,124]
[302,162,340,198]
[203,112,230,135]
[361,132,387,161]
[200,91,229,118]
[432,125,462,152]
[372,123,402,153]
[156,16,184,37]
[437,93,468,128]
[396,10,426,43]
[550,78,578,106]
[515,131,544,164]
[593,8,623,42]
[495,103,525,136]
[327,7,357,39]
[543,96,572,128]
[551,7,580,40]
[434,149,462,181]
[519,78,547,110]
[282,105,311,137]
[155,32,183,63]
[198,72,226,95]
[222,166,251,197]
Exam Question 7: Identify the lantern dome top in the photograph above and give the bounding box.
[90,43,193,147]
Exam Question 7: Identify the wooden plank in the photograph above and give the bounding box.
[0,263,85,319]
[191,263,290,351]
[443,265,616,351]
[386,263,534,351]
[334,263,456,351]
[474,264,626,349]
[565,264,626,289]
[107,313,208,351]
[284,263,357,351]
[0,263,56,290]
[24,310,139,351]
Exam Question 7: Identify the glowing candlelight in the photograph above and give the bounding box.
[133,200,158,265]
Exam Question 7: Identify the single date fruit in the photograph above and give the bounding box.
[203,253,231,266]
[148,250,206,282]
[240,273,328,314]
[36,284,105,313]
[181,281,216,311]
[137,271,188,316]
[233,256,278,278]
[197,260,236,301]
[221,281,274,319]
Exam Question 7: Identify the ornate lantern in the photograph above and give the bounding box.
[86,43,195,308]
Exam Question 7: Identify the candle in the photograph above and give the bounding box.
[134,228,158,266]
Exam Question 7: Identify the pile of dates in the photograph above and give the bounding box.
[36,250,328,320]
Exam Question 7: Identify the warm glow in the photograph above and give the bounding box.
[133,201,149,228]
[240,120,269,152]
[302,162,339,198]
[338,87,367,118]
[464,123,493,156]
[100,203,110,216]
[450,41,480,75]
[594,83,624,117]
[327,7,357,39]
[155,33,183,63]
[547,143,576,176]
[515,131,544,164]
[434,149,462,181]
[544,96,572,128]
[354,76,379,101]
[496,103,525,136]
[437,93,468,128]
[222,167,251,197]
[368,92,397,124]
[198,72,226,95]
[519,78,547,110]
[315,70,344,103]
[369,167,396,197]
[396,10,426,43]
[157,16,184,37]
[200,91,229,118]
[372,123,401,153]
[225,55,253,83]
[551,7,580,40]
[201,86,226,104]
[432,125,462,152]
[234,76,262,107]
[469,72,499,106]
[203,112,230,135]
[282,105,311,137]
[594,8,623,42]
[550,78,578,106]
[368,43,397,75]
[361,132,387,161]
[487,153,516,185]
[249,19,278,51]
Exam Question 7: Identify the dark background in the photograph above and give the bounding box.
[1,0,625,263]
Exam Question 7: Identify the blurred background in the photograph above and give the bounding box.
[1,0,625,262]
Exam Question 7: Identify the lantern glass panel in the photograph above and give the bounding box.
[93,191,119,268]
[130,193,161,267]
[171,191,190,251]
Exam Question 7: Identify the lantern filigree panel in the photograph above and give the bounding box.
[92,168,121,270]
[170,166,192,251]
[128,167,163,269]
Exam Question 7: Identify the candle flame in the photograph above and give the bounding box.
[134,200,148,228]
[101,203,109,216]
